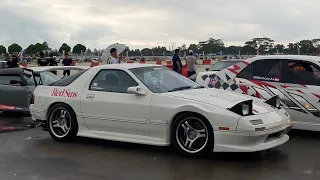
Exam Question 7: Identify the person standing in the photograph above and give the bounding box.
[7,53,19,68]
[48,53,58,75]
[62,53,73,77]
[172,49,182,74]
[186,50,197,77]
[106,48,119,64]
[37,52,49,66]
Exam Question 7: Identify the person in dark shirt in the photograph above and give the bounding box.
[37,52,49,66]
[62,53,73,77]
[48,53,58,75]
[172,49,182,74]
[7,53,19,68]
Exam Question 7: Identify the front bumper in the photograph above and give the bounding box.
[213,125,291,152]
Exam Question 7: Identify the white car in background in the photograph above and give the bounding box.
[30,64,292,156]
[196,55,320,131]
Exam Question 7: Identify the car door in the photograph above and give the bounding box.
[283,60,320,128]
[0,74,31,111]
[235,59,287,102]
[80,69,152,137]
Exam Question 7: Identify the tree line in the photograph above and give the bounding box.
[1,37,320,57]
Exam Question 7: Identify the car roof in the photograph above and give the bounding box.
[218,60,242,63]
[246,55,320,64]
[0,68,23,75]
[28,66,90,73]
[91,63,161,70]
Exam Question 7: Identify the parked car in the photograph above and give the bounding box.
[196,55,320,131]
[0,66,88,115]
[30,64,292,156]
[189,60,241,81]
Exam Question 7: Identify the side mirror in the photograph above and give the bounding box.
[205,68,209,71]
[10,80,22,85]
[127,86,147,96]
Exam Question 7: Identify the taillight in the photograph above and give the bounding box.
[30,95,34,104]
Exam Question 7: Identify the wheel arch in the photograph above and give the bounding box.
[168,110,213,144]
[46,101,76,120]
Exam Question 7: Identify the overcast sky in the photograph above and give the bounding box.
[0,0,319,50]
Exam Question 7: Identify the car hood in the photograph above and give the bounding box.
[164,88,276,114]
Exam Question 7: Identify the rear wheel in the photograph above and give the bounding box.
[47,103,78,142]
[172,113,214,157]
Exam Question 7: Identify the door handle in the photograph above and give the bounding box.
[86,94,95,100]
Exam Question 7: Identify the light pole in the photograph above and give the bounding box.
[160,35,166,50]
[208,34,212,54]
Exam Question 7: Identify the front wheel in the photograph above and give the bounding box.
[172,113,214,157]
[47,103,78,142]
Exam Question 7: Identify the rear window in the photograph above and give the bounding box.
[50,69,87,86]
[209,61,239,71]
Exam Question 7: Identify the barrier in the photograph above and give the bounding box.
[127,61,134,63]
[164,64,188,78]
[19,62,27,67]
[202,59,211,65]
[139,61,146,64]
[166,60,172,66]
[71,60,76,66]
[91,61,100,67]
[156,60,162,65]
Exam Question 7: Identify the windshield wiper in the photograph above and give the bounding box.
[195,85,205,89]
[168,86,192,92]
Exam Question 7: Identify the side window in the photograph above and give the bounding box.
[252,60,283,82]
[286,61,320,86]
[89,69,139,93]
[237,63,253,79]
[0,75,21,85]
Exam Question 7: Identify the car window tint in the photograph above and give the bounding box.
[252,60,283,82]
[237,63,253,79]
[90,69,138,93]
[0,75,21,85]
[286,60,320,86]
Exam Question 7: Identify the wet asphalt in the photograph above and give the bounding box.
[0,118,320,180]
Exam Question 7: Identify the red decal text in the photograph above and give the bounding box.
[51,88,78,98]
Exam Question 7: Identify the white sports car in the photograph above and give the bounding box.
[30,64,292,156]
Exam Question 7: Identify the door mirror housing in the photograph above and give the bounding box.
[127,86,147,96]
[10,80,22,86]
[205,68,209,71]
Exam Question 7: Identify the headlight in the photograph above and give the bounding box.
[275,96,280,109]
[265,95,281,109]
[229,100,253,116]
[242,104,250,116]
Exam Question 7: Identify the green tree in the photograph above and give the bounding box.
[0,45,6,54]
[8,43,22,53]
[86,48,92,55]
[72,44,86,54]
[42,41,50,51]
[59,43,71,53]
[25,44,36,55]
[187,44,200,53]
[34,43,43,53]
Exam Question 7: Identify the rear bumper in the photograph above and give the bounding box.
[213,125,292,152]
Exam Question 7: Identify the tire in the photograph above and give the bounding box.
[171,113,214,157]
[47,103,78,142]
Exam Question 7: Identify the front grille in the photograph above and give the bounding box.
[266,130,283,140]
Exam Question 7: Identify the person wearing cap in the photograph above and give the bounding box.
[106,48,119,64]
[172,49,182,74]
[186,50,197,77]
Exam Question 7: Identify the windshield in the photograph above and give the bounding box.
[209,61,239,71]
[35,72,61,85]
[130,66,200,93]
[22,68,36,86]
